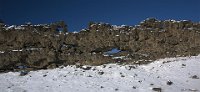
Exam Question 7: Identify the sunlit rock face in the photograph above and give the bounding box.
[1,18,200,72]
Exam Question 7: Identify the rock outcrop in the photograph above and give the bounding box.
[1,18,200,72]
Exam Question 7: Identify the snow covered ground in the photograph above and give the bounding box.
[0,55,200,92]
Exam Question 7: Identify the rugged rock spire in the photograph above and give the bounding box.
[0,19,3,23]
[0,19,4,30]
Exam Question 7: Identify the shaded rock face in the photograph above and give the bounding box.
[1,18,200,72]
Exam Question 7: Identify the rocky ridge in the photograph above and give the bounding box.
[0,18,200,72]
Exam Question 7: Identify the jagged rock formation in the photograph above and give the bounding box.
[0,19,4,30]
[0,18,200,72]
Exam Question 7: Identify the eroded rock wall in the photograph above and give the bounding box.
[0,18,200,72]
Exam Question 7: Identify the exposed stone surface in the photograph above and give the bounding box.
[1,18,200,72]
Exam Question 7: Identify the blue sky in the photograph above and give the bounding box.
[0,0,200,31]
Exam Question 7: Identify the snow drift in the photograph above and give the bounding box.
[0,55,200,92]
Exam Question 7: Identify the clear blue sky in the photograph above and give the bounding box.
[0,0,200,31]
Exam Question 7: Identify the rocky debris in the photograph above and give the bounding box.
[0,18,200,72]
[87,75,92,77]
[150,83,154,86]
[43,74,47,77]
[100,86,104,88]
[80,66,92,70]
[166,80,173,85]
[120,72,125,77]
[190,75,199,79]
[152,87,162,92]
[138,80,142,83]
[19,70,29,76]
[114,88,119,91]
[132,86,136,89]
[182,64,186,66]
[98,71,104,75]
[125,65,136,70]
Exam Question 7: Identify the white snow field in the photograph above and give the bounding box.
[0,55,200,92]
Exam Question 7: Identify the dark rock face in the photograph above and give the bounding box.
[1,18,200,72]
